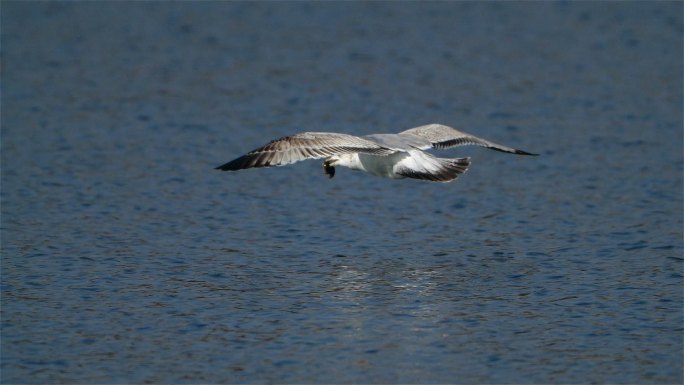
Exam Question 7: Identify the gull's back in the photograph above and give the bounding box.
[363,133,430,151]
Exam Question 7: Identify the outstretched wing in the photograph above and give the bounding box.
[216,132,395,171]
[399,124,537,155]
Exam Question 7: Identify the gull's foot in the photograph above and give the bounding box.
[323,161,335,178]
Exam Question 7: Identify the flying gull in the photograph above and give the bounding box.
[215,123,537,182]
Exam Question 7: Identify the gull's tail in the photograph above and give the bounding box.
[436,157,471,182]
[396,155,471,183]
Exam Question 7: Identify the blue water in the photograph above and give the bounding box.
[2,2,682,384]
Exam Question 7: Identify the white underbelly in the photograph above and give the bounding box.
[356,153,407,179]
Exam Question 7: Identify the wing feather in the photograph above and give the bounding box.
[399,123,537,155]
[216,132,395,171]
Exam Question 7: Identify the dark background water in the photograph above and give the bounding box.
[2,2,682,384]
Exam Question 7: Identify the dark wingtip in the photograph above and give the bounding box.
[215,155,253,171]
[489,147,539,156]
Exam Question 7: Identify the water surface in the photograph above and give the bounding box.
[2,2,682,383]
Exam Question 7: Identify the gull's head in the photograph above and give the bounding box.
[323,154,359,179]
[323,159,336,178]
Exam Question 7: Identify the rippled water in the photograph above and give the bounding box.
[2,2,682,384]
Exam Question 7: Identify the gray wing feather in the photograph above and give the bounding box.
[216,132,395,171]
[399,124,537,155]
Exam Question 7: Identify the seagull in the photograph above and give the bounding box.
[215,123,537,183]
